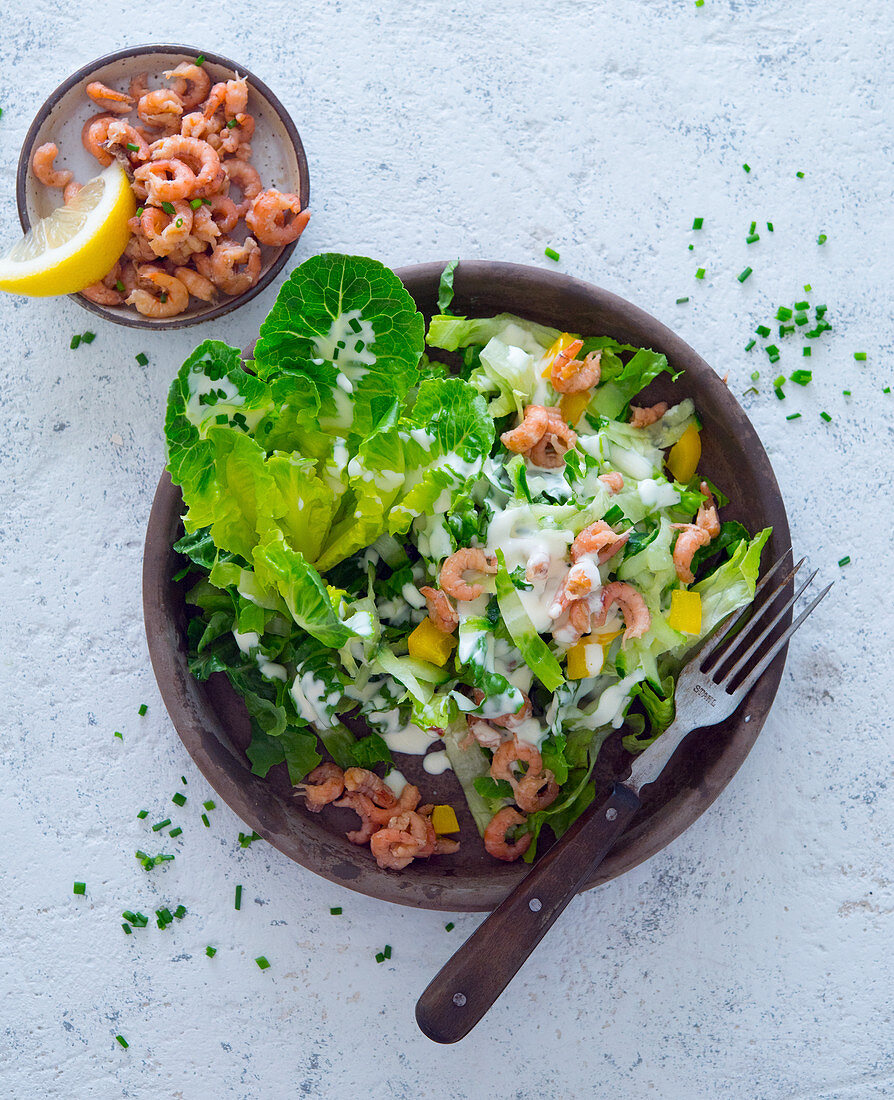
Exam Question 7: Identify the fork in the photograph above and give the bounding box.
[415,551,832,1043]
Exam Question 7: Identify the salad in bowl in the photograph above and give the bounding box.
[165,253,769,873]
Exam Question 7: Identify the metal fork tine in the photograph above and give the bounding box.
[728,582,833,701]
[716,567,819,687]
[697,552,801,670]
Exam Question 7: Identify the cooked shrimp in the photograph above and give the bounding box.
[82,114,116,166]
[500,405,551,453]
[439,547,497,601]
[525,550,550,583]
[396,784,422,814]
[105,119,150,163]
[86,81,133,115]
[125,268,189,318]
[343,767,397,809]
[63,180,82,205]
[80,278,124,305]
[188,206,221,247]
[550,561,598,621]
[31,143,72,189]
[245,189,310,246]
[571,520,630,565]
[551,344,601,394]
[123,232,157,263]
[370,826,420,870]
[173,265,217,302]
[591,580,651,643]
[599,472,625,494]
[133,159,197,203]
[629,401,668,428]
[490,738,543,788]
[567,598,591,639]
[221,158,262,210]
[333,792,394,844]
[514,770,560,813]
[138,89,184,131]
[129,72,150,100]
[204,193,240,234]
[135,202,194,258]
[295,762,344,811]
[164,62,212,111]
[419,585,459,634]
[219,112,255,155]
[434,836,461,855]
[464,719,503,751]
[670,524,711,583]
[696,481,721,539]
[195,236,260,296]
[150,134,224,197]
[528,429,573,468]
[484,807,531,862]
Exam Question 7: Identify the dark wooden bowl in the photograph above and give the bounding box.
[142,261,791,911]
[16,44,309,329]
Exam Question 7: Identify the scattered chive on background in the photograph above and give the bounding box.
[544,246,560,262]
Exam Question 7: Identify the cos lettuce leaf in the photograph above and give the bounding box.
[437,259,459,314]
[693,527,771,637]
[426,312,561,354]
[253,253,425,443]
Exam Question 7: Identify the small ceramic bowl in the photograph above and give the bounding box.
[16,44,310,329]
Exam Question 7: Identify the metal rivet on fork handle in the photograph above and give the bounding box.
[606,807,618,821]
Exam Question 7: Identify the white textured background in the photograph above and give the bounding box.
[1,1,892,1097]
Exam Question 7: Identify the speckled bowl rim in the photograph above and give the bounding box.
[143,260,792,911]
[16,43,310,330]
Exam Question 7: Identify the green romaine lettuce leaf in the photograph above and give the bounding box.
[437,259,459,313]
[494,551,565,692]
[426,312,561,354]
[693,527,771,637]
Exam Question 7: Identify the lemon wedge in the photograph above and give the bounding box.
[0,163,135,297]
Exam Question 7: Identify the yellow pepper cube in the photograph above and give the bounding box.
[407,617,457,667]
[666,422,701,484]
[559,391,590,426]
[668,588,702,635]
[565,639,604,679]
[431,805,460,834]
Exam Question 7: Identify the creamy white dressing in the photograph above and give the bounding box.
[383,769,408,796]
[590,671,645,728]
[233,630,260,654]
[290,672,340,726]
[422,750,452,775]
[314,309,377,368]
[512,716,547,749]
[604,443,655,481]
[381,721,441,756]
[258,661,287,682]
[637,477,680,509]
[486,505,573,632]
[335,372,354,394]
[343,610,375,637]
[402,583,427,609]
[525,463,572,499]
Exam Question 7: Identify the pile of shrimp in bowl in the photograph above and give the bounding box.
[30,61,310,318]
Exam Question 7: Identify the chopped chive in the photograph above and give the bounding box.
[189,198,203,210]
[688,243,694,250]
[238,830,261,848]
[159,292,168,304]
[773,374,786,388]
[790,370,812,385]
[255,956,270,970]
[161,201,175,215]
[174,905,187,920]
[82,331,96,344]
[746,233,760,244]
[786,413,801,421]
[195,54,205,65]
[122,923,132,934]
[756,324,771,337]
[151,819,171,832]
[796,171,804,178]
[745,339,756,351]
[803,283,812,292]
[765,344,780,360]
[203,800,216,810]
[445,922,455,931]
[135,353,148,366]
[70,334,81,350]
[766,222,774,232]
[354,339,365,352]
[748,220,756,234]
[73,881,86,895]
[235,884,242,910]
[692,217,703,229]
[743,163,751,173]
[676,296,690,304]
[842,389,851,396]
[330,906,342,915]
[138,703,148,716]
[171,792,186,807]
[854,352,867,361]
[803,347,812,357]
[695,267,705,279]
[544,246,560,262]
[383,945,392,960]
[838,556,851,567]
[884,387,892,394]
[136,206,144,217]
[794,300,809,310]
[794,313,808,326]
[750,370,760,381]
[114,731,123,740]
[201,813,210,828]
[737,267,752,282]
[115,1036,128,1049]
[181,776,187,785]
[169,826,183,838]
[125,142,140,153]
[116,280,125,292]
[135,850,147,861]
[779,324,795,336]
[695,0,704,7]
[820,411,832,422]
[815,304,828,316]
[206,945,217,957]
[214,413,228,424]
[817,233,827,245]
[774,387,785,400]
[137,810,148,819]
[348,317,362,333]
[776,306,793,321]
[743,387,759,396]
[175,217,183,228]
[156,907,173,929]
[375,952,385,963]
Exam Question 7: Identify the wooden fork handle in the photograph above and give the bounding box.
[415,783,641,1043]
